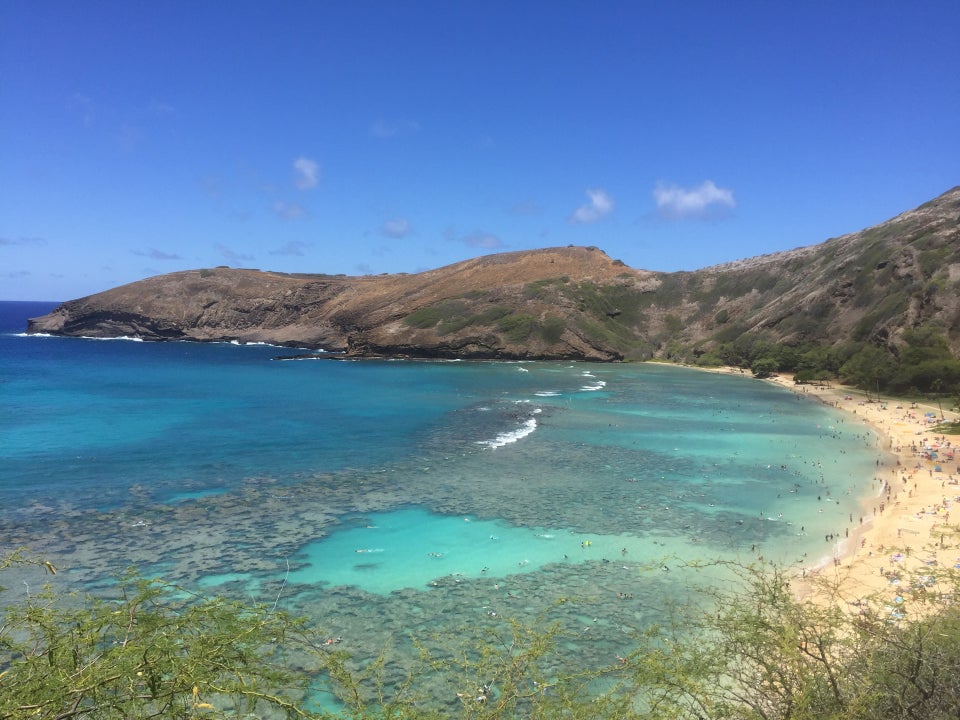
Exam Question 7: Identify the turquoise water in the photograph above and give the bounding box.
[287,506,693,594]
[0,301,887,707]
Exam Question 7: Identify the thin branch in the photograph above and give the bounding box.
[272,557,290,613]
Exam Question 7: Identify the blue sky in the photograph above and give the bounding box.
[2,1,958,301]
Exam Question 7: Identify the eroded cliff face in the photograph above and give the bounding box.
[26,187,960,360]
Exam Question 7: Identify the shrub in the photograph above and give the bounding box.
[5,551,960,719]
[496,313,537,343]
[405,306,443,329]
[539,316,566,344]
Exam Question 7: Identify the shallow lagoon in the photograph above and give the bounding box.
[287,505,707,594]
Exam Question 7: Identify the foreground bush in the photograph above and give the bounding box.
[2,550,959,719]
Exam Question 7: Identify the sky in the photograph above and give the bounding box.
[2,1,958,301]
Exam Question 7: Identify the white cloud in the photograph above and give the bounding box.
[292,156,320,190]
[274,200,307,220]
[653,180,735,220]
[381,218,411,239]
[569,189,614,224]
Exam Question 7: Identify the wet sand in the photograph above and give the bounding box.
[740,369,958,608]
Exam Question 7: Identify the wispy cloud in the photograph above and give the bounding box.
[202,175,222,198]
[147,98,175,116]
[653,180,735,220]
[66,92,94,126]
[273,200,307,220]
[117,123,143,152]
[134,247,182,260]
[569,189,614,224]
[370,118,420,139]
[292,157,320,190]
[509,200,542,216]
[269,241,309,256]
[0,235,46,246]
[381,218,411,239]
[462,233,504,250]
[215,243,253,262]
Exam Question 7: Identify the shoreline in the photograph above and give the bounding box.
[702,365,959,608]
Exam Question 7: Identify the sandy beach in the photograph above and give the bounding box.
[755,371,959,609]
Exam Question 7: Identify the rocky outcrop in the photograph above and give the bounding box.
[27,187,960,360]
[27,247,647,360]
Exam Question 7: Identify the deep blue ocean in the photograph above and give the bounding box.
[0,299,886,706]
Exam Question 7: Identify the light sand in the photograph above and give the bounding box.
[754,371,959,608]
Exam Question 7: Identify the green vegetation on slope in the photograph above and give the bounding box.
[680,322,960,408]
[402,292,571,350]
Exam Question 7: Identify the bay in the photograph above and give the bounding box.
[0,300,885,707]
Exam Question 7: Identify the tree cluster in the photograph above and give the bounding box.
[695,324,960,406]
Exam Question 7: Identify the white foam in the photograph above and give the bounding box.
[80,335,144,342]
[534,391,560,397]
[222,339,300,348]
[14,332,146,342]
[477,411,541,449]
[580,380,607,391]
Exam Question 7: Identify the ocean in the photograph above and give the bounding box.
[0,300,885,707]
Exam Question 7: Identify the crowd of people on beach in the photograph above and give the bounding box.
[769,375,959,610]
